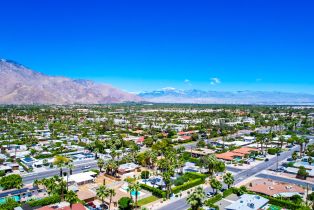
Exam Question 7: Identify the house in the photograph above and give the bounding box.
[65,171,97,185]
[216,148,258,161]
[246,178,305,197]
[118,163,139,174]
[37,203,86,210]
[216,151,245,161]
[225,194,268,210]
[187,148,215,157]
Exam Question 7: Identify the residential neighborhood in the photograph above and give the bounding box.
[0,104,313,210]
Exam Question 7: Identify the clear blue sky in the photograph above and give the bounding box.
[1,0,313,93]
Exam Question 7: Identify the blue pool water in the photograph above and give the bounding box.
[0,195,20,204]
[122,187,142,196]
[22,157,34,163]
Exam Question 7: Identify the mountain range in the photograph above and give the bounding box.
[1,59,314,105]
[0,59,141,104]
[138,88,314,105]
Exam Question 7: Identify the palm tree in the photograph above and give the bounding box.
[202,154,218,176]
[97,185,110,210]
[187,186,205,210]
[68,163,74,175]
[33,179,41,188]
[127,182,135,201]
[132,182,141,209]
[210,178,222,194]
[162,171,172,199]
[296,137,305,157]
[97,158,105,172]
[308,157,313,166]
[223,172,234,189]
[53,155,70,200]
[108,188,116,210]
[65,190,78,209]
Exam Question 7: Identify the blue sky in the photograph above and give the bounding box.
[1,0,313,93]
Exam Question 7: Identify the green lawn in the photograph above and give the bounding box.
[137,196,159,206]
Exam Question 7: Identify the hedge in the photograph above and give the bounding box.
[206,193,222,205]
[183,172,207,181]
[27,195,61,207]
[140,184,166,198]
[265,195,304,210]
[172,178,204,194]
[222,188,234,198]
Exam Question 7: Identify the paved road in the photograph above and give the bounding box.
[158,139,314,210]
[256,173,314,190]
[22,160,98,184]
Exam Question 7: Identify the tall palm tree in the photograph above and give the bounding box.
[108,188,116,210]
[210,178,222,194]
[97,185,110,210]
[65,190,78,209]
[97,158,105,172]
[162,171,172,199]
[127,182,135,201]
[53,155,70,200]
[132,182,141,209]
[223,172,234,189]
[187,187,205,210]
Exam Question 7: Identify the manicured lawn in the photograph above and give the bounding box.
[137,196,159,206]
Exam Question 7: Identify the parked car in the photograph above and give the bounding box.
[206,192,214,197]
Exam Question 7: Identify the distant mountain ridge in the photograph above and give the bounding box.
[138,88,314,104]
[0,59,141,104]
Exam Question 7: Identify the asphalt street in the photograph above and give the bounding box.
[22,160,98,184]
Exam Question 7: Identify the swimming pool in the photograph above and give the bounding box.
[0,195,20,204]
[121,186,142,196]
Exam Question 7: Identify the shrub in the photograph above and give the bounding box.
[268,148,280,155]
[183,172,207,181]
[27,195,61,207]
[222,188,234,197]
[206,193,222,205]
[172,178,204,194]
[118,197,133,210]
[173,176,189,186]
[90,169,99,175]
[141,171,150,179]
[140,184,166,198]
[266,196,303,209]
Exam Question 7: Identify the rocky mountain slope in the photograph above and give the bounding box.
[0,59,141,104]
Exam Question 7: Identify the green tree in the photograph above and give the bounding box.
[53,155,70,200]
[292,151,298,161]
[65,190,78,209]
[297,166,309,180]
[108,188,116,210]
[97,158,105,172]
[210,178,222,194]
[307,192,314,210]
[132,182,141,209]
[223,172,234,189]
[187,186,205,210]
[97,185,110,210]
[308,157,313,166]
[118,197,133,210]
[0,174,23,190]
